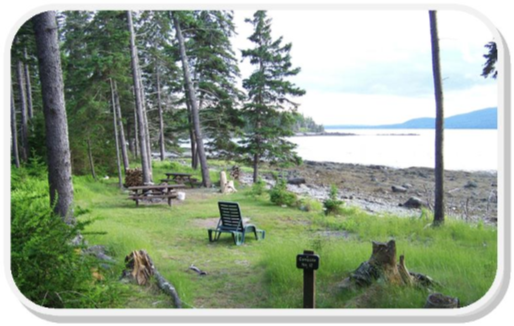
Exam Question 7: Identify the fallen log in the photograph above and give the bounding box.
[122,250,182,308]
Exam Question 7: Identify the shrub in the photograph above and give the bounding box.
[323,184,344,215]
[269,178,297,207]
[248,178,267,198]
[11,167,123,308]
[298,197,323,213]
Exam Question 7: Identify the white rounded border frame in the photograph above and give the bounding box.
[4,1,510,324]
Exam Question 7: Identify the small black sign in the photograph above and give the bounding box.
[296,253,320,270]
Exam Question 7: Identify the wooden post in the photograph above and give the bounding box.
[296,250,319,308]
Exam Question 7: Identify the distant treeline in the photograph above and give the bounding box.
[292,113,325,133]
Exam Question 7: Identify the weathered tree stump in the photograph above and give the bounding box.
[424,293,459,308]
[340,240,435,290]
[220,171,237,194]
[122,250,181,308]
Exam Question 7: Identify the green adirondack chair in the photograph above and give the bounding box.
[208,202,266,246]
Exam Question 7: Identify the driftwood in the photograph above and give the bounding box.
[340,240,435,289]
[122,250,182,308]
[189,264,207,275]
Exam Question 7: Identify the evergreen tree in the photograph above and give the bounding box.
[128,10,152,184]
[481,41,497,79]
[240,11,305,182]
[136,11,183,161]
[429,10,445,226]
[190,11,245,160]
[60,11,133,176]
[33,11,74,223]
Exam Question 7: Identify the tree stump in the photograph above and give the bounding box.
[424,293,459,308]
[220,171,237,194]
[122,250,181,308]
[340,240,434,289]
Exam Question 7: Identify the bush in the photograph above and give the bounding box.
[269,178,297,207]
[298,197,323,213]
[323,184,344,215]
[11,167,123,308]
[248,178,267,198]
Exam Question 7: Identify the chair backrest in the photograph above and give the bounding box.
[218,202,243,231]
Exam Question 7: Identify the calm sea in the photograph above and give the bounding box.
[288,129,498,172]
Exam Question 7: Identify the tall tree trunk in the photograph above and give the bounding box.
[127,11,151,184]
[86,136,97,180]
[429,10,445,225]
[110,79,124,188]
[183,84,197,169]
[114,80,130,172]
[253,153,259,183]
[137,68,153,173]
[139,76,153,172]
[33,11,74,223]
[133,100,139,159]
[24,48,34,119]
[253,119,262,183]
[127,122,135,155]
[173,12,211,187]
[156,66,165,161]
[10,86,20,168]
[17,60,29,162]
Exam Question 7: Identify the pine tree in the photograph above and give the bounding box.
[128,10,152,184]
[172,11,212,187]
[429,10,445,226]
[33,11,75,223]
[481,41,497,79]
[60,11,133,176]
[240,11,305,182]
[191,11,245,161]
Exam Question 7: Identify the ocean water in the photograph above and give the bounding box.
[288,129,498,172]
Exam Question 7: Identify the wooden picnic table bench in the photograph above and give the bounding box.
[127,184,180,207]
[162,172,198,188]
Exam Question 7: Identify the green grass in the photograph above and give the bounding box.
[68,163,499,309]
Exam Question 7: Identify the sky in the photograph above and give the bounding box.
[230,9,498,126]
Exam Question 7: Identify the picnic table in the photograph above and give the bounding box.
[127,184,181,207]
[161,172,198,188]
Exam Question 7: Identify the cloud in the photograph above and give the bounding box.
[295,84,497,126]
[232,9,498,126]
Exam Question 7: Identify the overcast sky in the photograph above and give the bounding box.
[230,9,497,126]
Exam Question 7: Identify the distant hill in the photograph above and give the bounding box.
[326,107,497,130]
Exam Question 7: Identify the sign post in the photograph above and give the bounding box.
[296,250,319,308]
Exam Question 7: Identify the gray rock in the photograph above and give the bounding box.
[464,181,478,188]
[392,185,407,193]
[402,197,426,209]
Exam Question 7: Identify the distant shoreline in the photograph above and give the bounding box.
[293,131,420,137]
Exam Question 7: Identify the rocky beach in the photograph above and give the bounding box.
[239,160,498,223]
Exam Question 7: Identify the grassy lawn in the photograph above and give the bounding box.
[73,161,498,309]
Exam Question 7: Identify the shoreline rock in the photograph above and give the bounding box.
[239,160,498,222]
